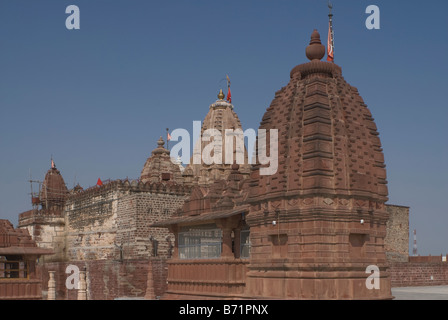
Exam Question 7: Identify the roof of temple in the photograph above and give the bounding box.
[186,90,251,186]
[140,136,184,184]
[0,219,53,255]
[248,29,388,203]
[39,161,69,205]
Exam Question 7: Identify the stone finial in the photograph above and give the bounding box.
[218,89,225,100]
[157,136,165,148]
[305,29,326,61]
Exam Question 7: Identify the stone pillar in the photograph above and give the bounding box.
[217,216,241,259]
[47,271,56,300]
[144,260,157,300]
[77,271,87,300]
[221,228,233,258]
[168,225,179,258]
[234,228,241,259]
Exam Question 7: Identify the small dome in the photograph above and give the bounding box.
[40,166,69,205]
[140,137,184,184]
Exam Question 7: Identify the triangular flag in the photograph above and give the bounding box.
[97,178,103,186]
[167,132,171,141]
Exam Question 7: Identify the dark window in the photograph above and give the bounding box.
[0,257,28,279]
[161,173,171,181]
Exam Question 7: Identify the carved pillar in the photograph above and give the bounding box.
[218,216,241,259]
[47,271,56,300]
[168,225,179,258]
[221,227,233,258]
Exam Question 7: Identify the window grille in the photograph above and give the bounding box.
[178,224,222,259]
[0,259,29,279]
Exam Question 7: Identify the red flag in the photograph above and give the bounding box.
[51,159,55,169]
[167,132,171,141]
[327,21,334,62]
[227,87,232,103]
[97,178,103,186]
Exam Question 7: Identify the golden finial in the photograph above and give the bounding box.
[218,89,225,100]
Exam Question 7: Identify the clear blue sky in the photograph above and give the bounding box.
[0,0,447,256]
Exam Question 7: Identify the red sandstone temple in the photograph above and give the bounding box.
[152,29,392,300]
[0,220,52,299]
[10,26,404,300]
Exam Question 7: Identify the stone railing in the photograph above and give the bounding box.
[166,258,249,299]
[0,279,43,300]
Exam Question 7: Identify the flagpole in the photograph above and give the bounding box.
[166,128,169,150]
[226,74,232,104]
[327,1,334,62]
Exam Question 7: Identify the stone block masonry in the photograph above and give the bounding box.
[385,205,410,262]
[65,186,121,261]
[390,258,448,287]
[64,180,191,261]
[18,209,66,262]
[116,192,190,260]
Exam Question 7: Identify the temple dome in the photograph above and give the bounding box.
[243,29,391,300]
[250,29,388,202]
[140,137,184,184]
[186,90,251,186]
[39,161,69,214]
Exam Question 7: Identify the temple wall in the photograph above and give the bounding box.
[64,182,190,261]
[18,211,65,262]
[385,205,410,262]
[390,257,448,287]
[116,192,190,260]
[65,188,121,261]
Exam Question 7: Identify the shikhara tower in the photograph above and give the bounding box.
[152,29,393,300]
[244,29,391,299]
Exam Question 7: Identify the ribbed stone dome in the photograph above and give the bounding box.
[250,42,387,201]
[186,90,251,185]
[40,165,68,205]
[140,137,184,184]
[244,29,391,300]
